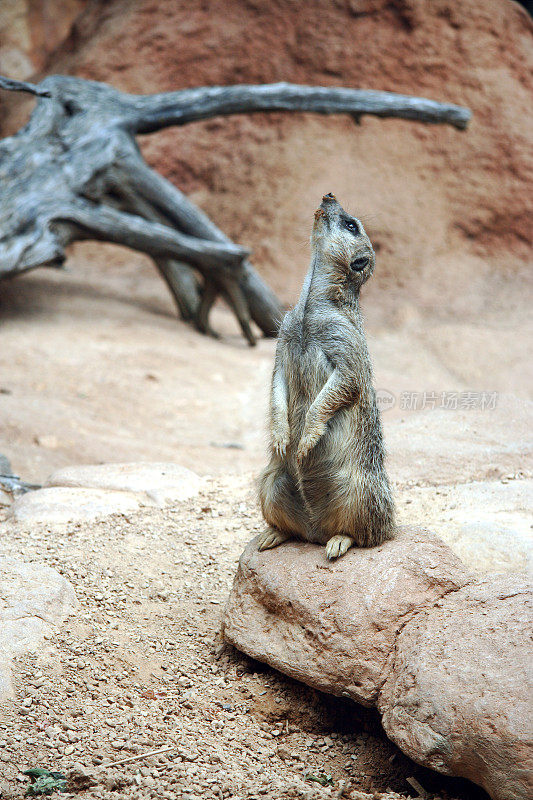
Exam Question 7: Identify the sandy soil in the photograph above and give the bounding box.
[0,244,531,799]
[1,243,531,485]
[0,476,492,800]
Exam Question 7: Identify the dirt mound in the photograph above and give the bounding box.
[2,0,532,308]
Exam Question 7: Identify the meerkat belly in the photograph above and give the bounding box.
[286,341,332,440]
[299,403,377,539]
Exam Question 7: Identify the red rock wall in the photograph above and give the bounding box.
[0,0,88,77]
[3,0,532,304]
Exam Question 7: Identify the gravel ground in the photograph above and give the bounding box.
[0,475,488,800]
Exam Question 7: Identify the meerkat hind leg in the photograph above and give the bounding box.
[325,534,355,560]
[257,528,293,552]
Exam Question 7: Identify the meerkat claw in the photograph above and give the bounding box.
[295,443,307,463]
[257,529,292,551]
[273,435,289,458]
[296,433,314,462]
[325,535,355,560]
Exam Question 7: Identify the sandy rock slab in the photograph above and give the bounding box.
[379,576,533,800]
[0,558,77,700]
[11,487,141,524]
[223,528,533,800]
[10,462,201,523]
[396,479,533,576]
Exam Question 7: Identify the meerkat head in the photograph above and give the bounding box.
[311,193,375,292]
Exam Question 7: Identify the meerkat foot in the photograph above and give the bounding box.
[325,535,355,560]
[257,529,292,552]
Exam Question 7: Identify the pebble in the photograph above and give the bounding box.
[64,745,75,755]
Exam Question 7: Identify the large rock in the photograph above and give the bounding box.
[223,530,533,800]
[0,558,77,699]
[46,462,202,505]
[396,479,533,576]
[224,527,471,706]
[11,486,141,523]
[379,576,533,800]
[11,462,202,523]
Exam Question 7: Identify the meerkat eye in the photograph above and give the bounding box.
[343,218,360,235]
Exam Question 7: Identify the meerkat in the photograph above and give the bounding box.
[257,193,395,560]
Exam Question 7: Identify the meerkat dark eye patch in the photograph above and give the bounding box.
[342,218,360,235]
[350,256,369,271]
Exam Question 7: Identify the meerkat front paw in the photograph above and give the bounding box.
[296,423,325,463]
[296,435,313,463]
[325,535,355,560]
[272,430,290,458]
[257,528,292,551]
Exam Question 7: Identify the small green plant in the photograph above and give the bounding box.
[305,772,334,787]
[23,768,67,796]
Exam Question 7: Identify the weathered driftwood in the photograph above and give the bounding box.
[0,75,471,343]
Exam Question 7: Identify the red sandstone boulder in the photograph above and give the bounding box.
[379,575,533,800]
[223,529,533,799]
[223,527,471,706]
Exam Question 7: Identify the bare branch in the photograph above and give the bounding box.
[156,259,201,322]
[101,168,203,322]
[132,83,471,134]
[238,265,283,338]
[116,153,226,240]
[0,75,51,97]
[63,201,249,271]
[111,153,281,335]
[0,73,471,342]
